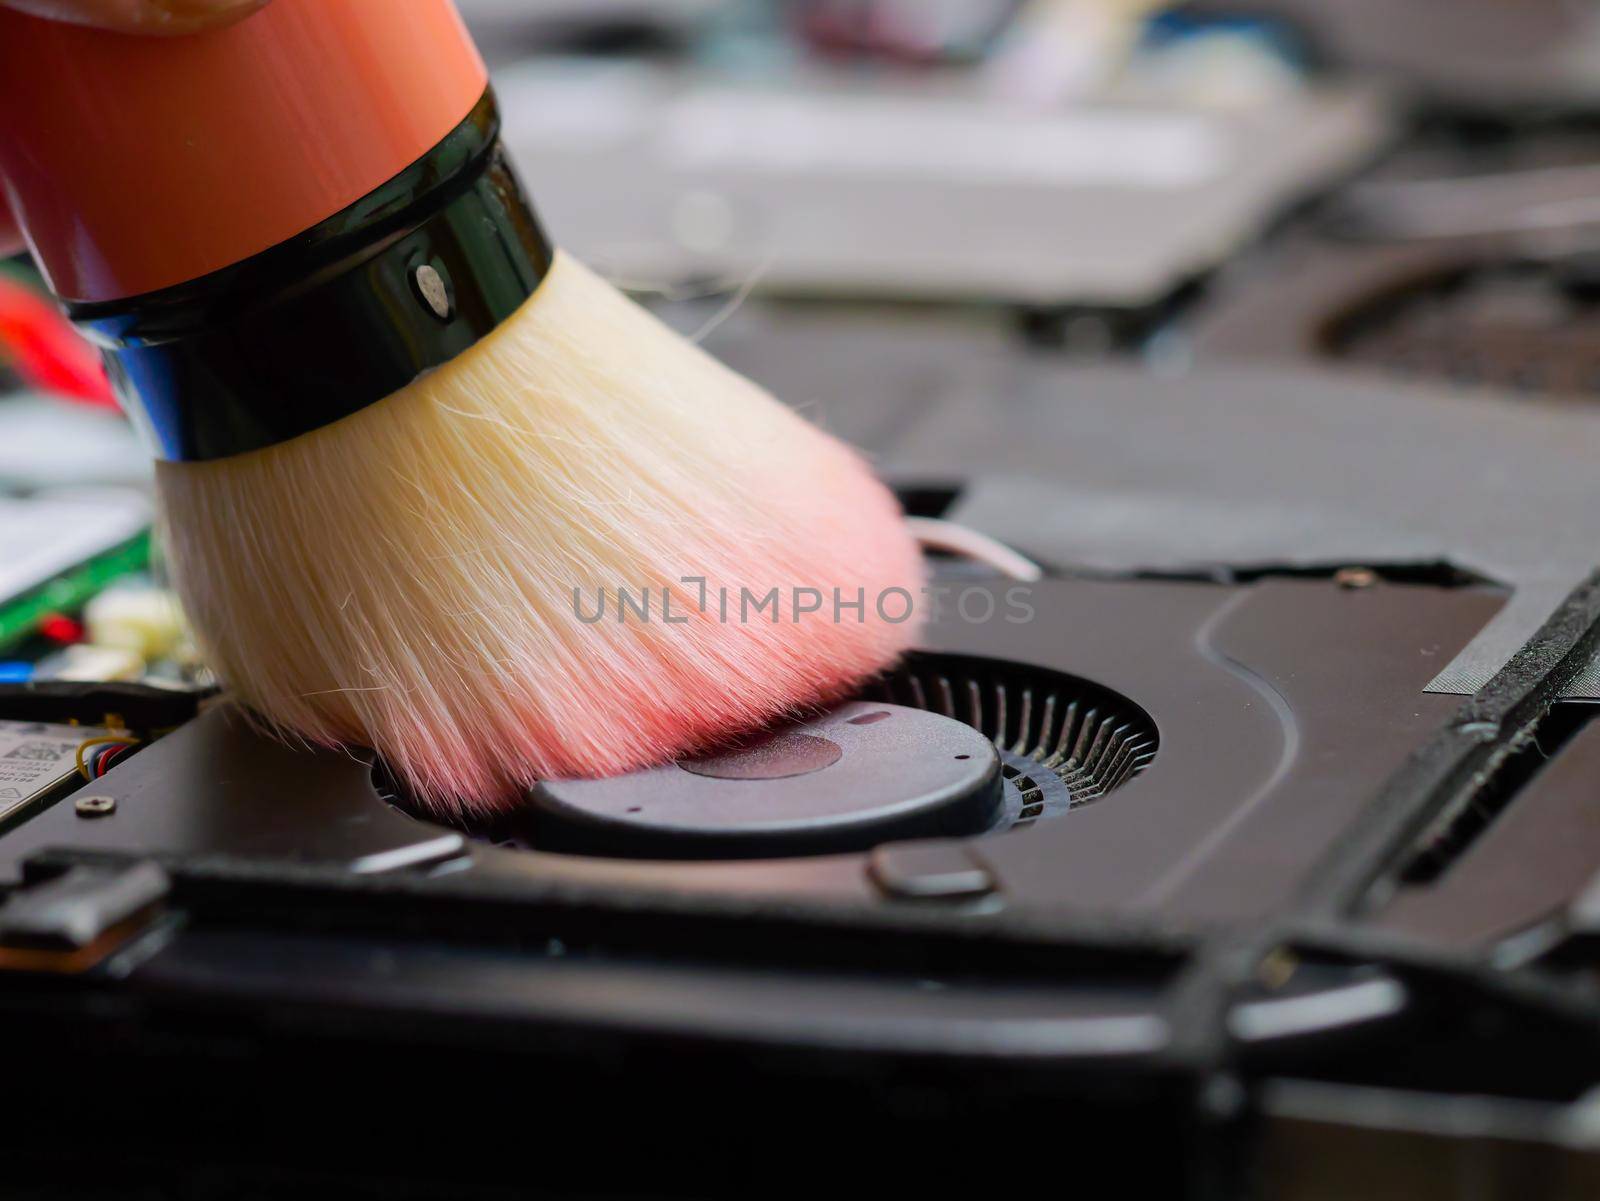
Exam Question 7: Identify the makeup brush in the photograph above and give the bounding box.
[0,0,924,815]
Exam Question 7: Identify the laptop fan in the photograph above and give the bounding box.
[376,651,1159,860]
[1325,253,1600,398]
[1194,128,1600,400]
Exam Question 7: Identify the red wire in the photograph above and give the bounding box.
[0,274,119,408]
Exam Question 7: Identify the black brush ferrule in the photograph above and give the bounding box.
[68,88,553,462]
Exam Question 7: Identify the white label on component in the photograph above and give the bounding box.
[0,720,114,818]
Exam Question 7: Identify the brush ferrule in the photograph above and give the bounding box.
[68,88,553,462]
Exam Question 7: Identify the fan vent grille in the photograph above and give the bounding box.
[865,652,1158,814]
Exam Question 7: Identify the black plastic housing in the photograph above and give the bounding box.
[69,89,553,462]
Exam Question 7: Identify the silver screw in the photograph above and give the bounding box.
[75,794,116,818]
[412,264,453,322]
[1257,947,1298,990]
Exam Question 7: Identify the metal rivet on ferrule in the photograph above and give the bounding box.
[1335,566,1378,590]
[75,795,117,818]
[412,264,453,322]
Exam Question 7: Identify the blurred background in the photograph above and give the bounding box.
[5,0,1600,687]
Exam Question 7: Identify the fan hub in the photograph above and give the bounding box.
[527,702,1002,859]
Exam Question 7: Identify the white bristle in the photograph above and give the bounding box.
[156,254,925,815]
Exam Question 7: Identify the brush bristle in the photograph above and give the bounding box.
[156,253,925,816]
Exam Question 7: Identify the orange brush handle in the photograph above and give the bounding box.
[0,0,488,303]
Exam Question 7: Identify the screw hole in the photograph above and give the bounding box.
[954,754,970,760]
